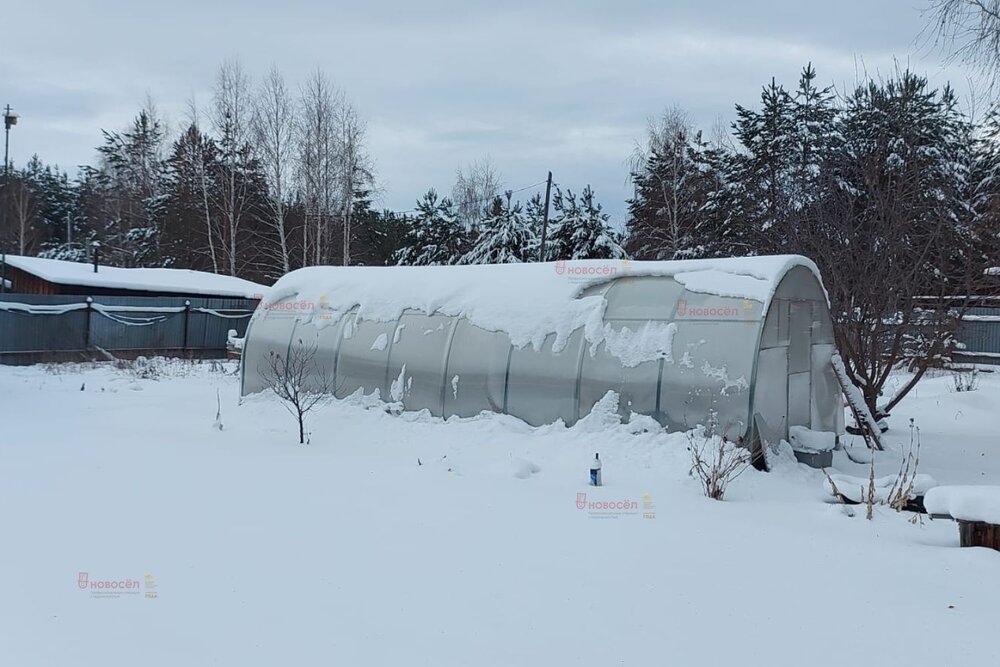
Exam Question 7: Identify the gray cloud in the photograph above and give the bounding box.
[2,0,972,222]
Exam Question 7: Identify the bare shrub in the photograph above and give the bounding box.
[687,423,752,501]
[258,337,334,444]
[115,355,165,380]
[951,367,980,392]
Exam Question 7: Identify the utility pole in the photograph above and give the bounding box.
[3,105,17,177]
[2,105,19,294]
[537,171,553,262]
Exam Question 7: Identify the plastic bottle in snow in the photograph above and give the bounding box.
[590,453,602,486]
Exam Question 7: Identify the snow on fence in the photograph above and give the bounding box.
[0,294,257,363]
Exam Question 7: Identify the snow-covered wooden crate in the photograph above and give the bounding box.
[925,486,1000,551]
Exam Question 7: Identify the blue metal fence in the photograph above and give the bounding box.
[0,294,256,363]
[955,307,1000,365]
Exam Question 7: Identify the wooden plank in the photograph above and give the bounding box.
[958,520,1000,551]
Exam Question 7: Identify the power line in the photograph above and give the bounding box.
[382,179,550,217]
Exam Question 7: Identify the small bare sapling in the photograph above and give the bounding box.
[258,338,335,444]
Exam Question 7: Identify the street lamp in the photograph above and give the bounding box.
[1,104,17,292]
[3,105,18,175]
[0,104,18,293]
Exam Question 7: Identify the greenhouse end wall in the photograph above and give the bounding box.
[240,257,844,463]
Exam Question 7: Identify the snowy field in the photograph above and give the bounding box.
[1,360,999,666]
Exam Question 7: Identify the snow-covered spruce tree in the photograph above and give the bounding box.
[395,189,469,265]
[162,122,226,273]
[353,209,412,266]
[729,77,797,251]
[970,107,1000,261]
[460,191,536,264]
[545,186,625,261]
[625,107,724,260]
[3,156,78,257]
[523,192,546,260]
[718,65,839,256]
[95,104,171,267]
[785,63,839,246]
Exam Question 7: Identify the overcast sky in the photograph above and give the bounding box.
[1,0,973,222]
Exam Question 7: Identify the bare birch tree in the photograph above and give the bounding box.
[297,70,341,266]
[8,179,38,255]
[629,108,700,258]
[335,99,374,266]
[253,66,295,273]
[212,58,254,275]
[452,157,502,231]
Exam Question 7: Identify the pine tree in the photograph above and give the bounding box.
[395,190,468,266]
[460,191,535,264]
[547,186,625,260]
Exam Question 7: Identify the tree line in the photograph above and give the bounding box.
[626,64,997,415]
[1,60,380,282]
[3,60,1000,416]
[0,60,626,283]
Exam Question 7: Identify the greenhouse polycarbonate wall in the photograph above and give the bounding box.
[241,257,844,453]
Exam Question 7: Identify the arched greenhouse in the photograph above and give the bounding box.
[240,255,844,466]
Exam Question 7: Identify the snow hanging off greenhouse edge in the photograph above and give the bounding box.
[260,255,821,363]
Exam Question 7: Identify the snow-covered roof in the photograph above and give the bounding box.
[3,255,266,299]
[262,255,823,350]
[987,267,1000,276]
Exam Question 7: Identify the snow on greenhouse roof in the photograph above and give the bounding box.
[3,255,266,298]
[263,255,822,353]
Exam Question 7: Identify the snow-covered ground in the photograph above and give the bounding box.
[1,360,998,666]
